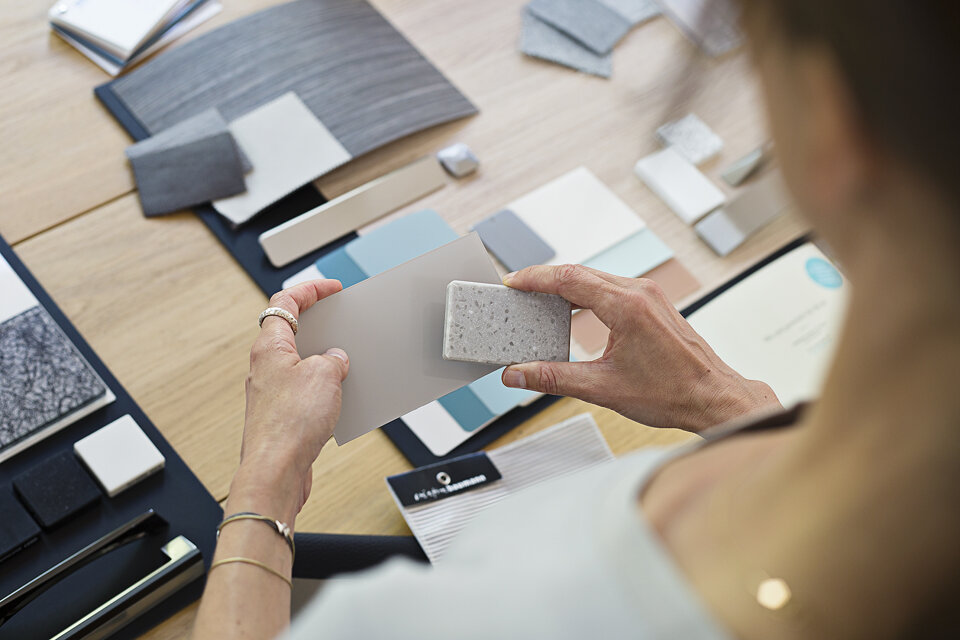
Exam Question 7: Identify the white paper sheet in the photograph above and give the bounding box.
[686,242,848,406]
[214,93,352,225]
[508,167,646,267]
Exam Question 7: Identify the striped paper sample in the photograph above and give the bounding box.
[389,413,614,563]
[108,0,477,157]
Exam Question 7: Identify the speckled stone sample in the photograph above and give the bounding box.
[656,113,724,165]
[443,281,571,366]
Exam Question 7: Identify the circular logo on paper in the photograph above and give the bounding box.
[806,257,843,289]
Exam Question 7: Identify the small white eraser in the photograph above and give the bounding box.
[443,281,571,366]
[634,147,725,224]
[436,143,479,178]
[656,113,724,165]
[74,415,165,497]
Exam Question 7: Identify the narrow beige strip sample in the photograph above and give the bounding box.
[259,156,447,268]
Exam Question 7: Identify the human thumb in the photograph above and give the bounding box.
[321,348,350,381]
[501,361,593,398]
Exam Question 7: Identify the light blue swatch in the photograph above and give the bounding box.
[345,209,459,276]
[469,368,538,415]
[583,228,673,278]
[314,247,368,289]
[437,386,496,432]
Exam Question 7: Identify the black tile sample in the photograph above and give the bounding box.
[13,451,101,529]
[0,306,106,453]
[107,0,477,158]
[0,489,40,562]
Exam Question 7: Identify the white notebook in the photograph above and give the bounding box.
[49,0,192,60]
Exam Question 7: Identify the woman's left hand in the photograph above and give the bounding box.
[232,280,350,524]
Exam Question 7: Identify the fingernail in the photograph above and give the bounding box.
[324,348,348,363]
[502,368,525,388]
[502,272,517,285]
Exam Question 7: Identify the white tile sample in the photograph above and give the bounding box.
[443,282,571,366]
[74,414,165,497]
[296,234,501,445]
[508,167,645,266]
[634,147,725,224]
[437,143,479,177]
[213,92,352,225]
[656,113,723,165]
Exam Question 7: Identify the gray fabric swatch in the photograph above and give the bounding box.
[126,111,248,217]
[520,11,612,78]
[472,209,555,272]
[597,0,660,25]
[526,0,631,55]
[109,0,477,159]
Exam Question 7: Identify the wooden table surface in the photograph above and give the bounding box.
[0,0,807,636]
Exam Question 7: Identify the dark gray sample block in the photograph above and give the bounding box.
[520,11,612,78]
[527,0,632,55]
[109,0,478,159]
[126,122,248,216]
[473,209,555,272]
[13,451,101,529]
[0,490,40,562]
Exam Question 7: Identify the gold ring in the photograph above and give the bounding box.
[258,307,298,335]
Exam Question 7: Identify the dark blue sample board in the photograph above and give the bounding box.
[0,236,222,639]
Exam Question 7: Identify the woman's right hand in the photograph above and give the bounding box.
[501,265,781,433]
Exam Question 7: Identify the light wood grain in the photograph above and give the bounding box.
[2,1,810,638]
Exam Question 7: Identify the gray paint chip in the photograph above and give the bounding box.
[520,11,612,78]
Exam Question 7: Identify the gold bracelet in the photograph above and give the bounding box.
[209,556,293,589]
[218,512,295,562]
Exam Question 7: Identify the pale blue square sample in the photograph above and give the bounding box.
[583,228,673,277]
[437,386,495,432]
[345,210,458,276]
[315,247,368,289]
[469,368,538,415]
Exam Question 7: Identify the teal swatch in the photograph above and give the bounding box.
[805,257,843,289]
[437,386,495,432]
[315,247,368,288]
[469,368,538,415]
[583,228,673,278]
[345,209,458,276]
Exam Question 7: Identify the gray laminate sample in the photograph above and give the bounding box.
[108,0,477,158]
[527,0,631,55]
[520,11,612,78]
[443,281,571,366]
